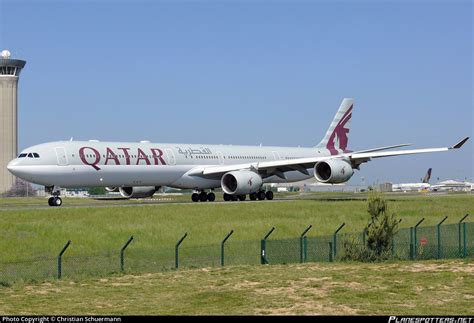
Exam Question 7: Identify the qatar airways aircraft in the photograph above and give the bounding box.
[7,99,469,206]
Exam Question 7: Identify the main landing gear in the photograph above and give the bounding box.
[191,191,216,202]
[191,190,274,202]
[46,185,62,207]
[224,190,274,202]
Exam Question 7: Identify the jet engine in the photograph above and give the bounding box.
[105,187,119,192]
[221,170,263,195]
[314,159,354,184]
[119,186,159,199]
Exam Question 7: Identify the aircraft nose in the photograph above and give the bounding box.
[7,159,20,175]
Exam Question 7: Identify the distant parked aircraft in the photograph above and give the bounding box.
[392,168,432,192]
[7,98,469,206]
[430,179,474,192]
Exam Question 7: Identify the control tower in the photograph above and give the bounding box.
[0,50,26,194]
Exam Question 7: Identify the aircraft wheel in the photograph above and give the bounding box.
[207,192,216,202]
[257,191,266,200]
[231,195,238,201]
[53,197,62,207]
[191,193,200,202]
[249,193,257,201]
[48,197,54,206]
[238,194,246,201]
[199,192,208,202]
[265,191,274,200]
[223,193,231,201]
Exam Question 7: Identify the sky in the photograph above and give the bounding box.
[0,0,472,185]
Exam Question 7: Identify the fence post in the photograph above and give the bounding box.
[463,222,467,258]
[300,225,312,263]
[120,236,134,272]
[175,233,188,269]
[414,218,425,258]
[57,240,71,279]
[221,230,234,266]
[458,214,469,256]
[329,242,333,262]
[333,223,346,258]
[261,227,275,265]
[410,227,414,260]
[436,216,448,259]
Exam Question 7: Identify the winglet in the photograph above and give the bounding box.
[450,137,469,149]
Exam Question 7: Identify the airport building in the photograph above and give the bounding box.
[0,50,26,194]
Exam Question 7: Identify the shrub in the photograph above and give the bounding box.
[342,192,400,261]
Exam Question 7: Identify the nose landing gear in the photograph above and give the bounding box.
[48,196,62,207]
[46,185,63,207]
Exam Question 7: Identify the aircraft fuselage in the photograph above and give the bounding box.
[8,141,326,189]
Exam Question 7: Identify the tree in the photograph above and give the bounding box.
[342,191,400,261]
[2,178,36,197]
[365,192,400,257]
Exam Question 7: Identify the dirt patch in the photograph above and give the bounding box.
[24,287,62,296]
[251,276,339,315]
[232,280,261,289]
[400,262,474,274]
[254,300,358,315]
[110,282,133,287]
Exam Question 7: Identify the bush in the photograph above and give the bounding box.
[342,192,400,262]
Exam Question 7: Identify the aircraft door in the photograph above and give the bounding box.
[165,148,176,165]
[272,151,281,161]
[217,151,225,165]
[55,147,68,166]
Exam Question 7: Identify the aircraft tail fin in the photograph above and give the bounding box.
[315,98,354,155]
[422,168,432,183]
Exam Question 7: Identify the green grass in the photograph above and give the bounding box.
[0,193,473,262]
[0,259,472,315]
[0,193,472,315]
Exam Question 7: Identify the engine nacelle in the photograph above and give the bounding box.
[221,170,263,195]
[119,186,159,199]
[105,187,119,192]
[314,159,354,184]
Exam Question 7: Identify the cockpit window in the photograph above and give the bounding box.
[33,153,40,158]
[18,153,27,158]
[27,153,34,158]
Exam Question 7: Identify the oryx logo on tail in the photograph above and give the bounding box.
[326,104,352,155]
[315,98,354,155]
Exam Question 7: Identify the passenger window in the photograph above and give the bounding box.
[33,153,40,158]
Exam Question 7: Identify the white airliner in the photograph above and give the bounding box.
[392,168,432,192]
[7,99,469,206]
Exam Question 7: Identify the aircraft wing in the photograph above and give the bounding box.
[196,137,469,177]
[351,136,469,160]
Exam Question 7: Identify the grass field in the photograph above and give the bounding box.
[0,192,473,315]
[0,260,472,315]
[0,192,473,262]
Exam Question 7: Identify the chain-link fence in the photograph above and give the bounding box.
[1,221,472,285]
[263,222,473,264]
